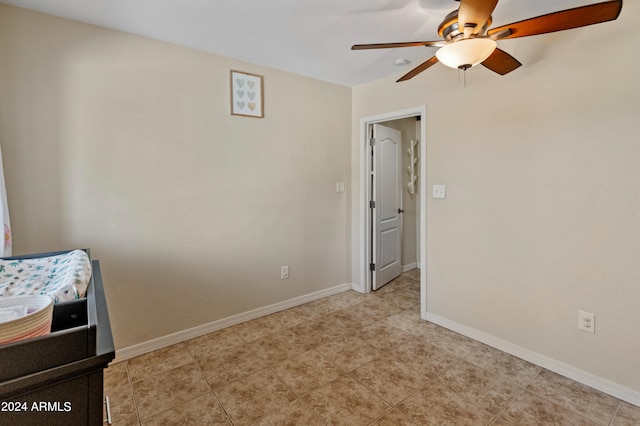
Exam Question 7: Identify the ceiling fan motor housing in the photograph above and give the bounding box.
[438,10,492,41]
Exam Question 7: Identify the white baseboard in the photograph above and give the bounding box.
[351,281,364,293]
[115,282,353,362]
[426,313,640,407]
[402,263,417,273]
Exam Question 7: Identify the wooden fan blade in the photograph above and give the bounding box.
[488,0,622,40]
[396,56,439,82]
[352,40,444,50]
[481,48,522,75]
[458,0,499,35]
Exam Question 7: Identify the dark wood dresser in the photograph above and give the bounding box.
[0,251,115,425]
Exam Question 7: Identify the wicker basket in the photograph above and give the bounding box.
[0,295,54,345]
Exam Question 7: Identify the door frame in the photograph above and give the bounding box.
[357,105,428,320]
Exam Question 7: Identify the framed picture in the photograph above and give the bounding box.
[230,70,264,118]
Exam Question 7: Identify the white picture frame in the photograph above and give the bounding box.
[230,70,264,118]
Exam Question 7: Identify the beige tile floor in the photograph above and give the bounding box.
[104,270,640,425]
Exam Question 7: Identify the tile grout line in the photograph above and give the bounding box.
[426,357,507,423]
[607,400,622,426]
[343,369,396,423]
[452,343,544,425]
[487,366,542,425]
[124,360,144,426]
[264,365,329,426]
[366,355,467,425]
[522,369,620,426]
[125,341,233,424]
[373,365,439,425]
[184,340,236,425]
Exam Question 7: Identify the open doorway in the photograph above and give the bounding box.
[357,106,427,319]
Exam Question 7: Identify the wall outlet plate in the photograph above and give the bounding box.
[433,184,446,199]
[578,310,595,333]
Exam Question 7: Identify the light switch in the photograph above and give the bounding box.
[432,184,446,199]
[336,182,345,193]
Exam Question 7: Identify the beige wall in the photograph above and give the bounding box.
[0,5,352,349]
[352,3,640,396]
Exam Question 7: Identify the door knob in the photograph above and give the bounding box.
[397,208,404,214]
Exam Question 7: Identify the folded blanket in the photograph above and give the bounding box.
[0,250,91,302]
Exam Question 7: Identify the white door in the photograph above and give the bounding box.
[372,123,402,290]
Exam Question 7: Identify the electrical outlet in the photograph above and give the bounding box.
[578,310,595,333]
[280,266,289,280]
[432,185,446,199]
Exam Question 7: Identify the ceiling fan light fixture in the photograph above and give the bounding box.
[435,38,497,70]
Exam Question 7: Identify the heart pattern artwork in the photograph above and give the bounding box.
[231,71,263,117]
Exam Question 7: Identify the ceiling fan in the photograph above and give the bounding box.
[352,0,623,82]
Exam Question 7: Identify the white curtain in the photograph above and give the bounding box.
[0,144,11,257]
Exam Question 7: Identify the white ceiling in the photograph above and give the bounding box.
[0,0,609,86]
